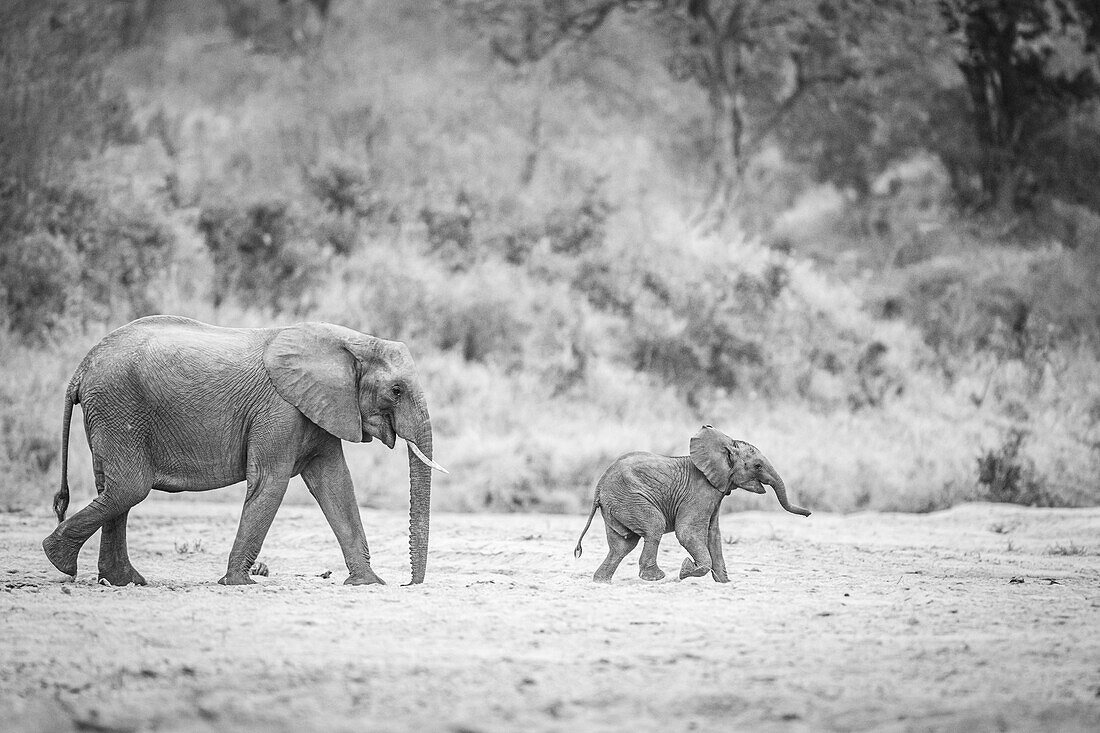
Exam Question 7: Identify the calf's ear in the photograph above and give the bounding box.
[689,426,732,491]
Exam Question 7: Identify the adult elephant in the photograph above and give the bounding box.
[42,315,445,587]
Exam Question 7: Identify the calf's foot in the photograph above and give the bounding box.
[679,558,711,580]
[639,565,666,581]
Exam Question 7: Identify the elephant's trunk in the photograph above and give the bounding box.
[400,392,433,584]
[765,466,811,517]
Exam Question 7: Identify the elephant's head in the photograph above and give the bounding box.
[263,323,446,583]
[689,425,810,517]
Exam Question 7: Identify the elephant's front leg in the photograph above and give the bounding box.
[301,440,385,586]
[706,511,730,583]
[220,460,291,586]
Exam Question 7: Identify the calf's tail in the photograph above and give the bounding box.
[573,497,600,559]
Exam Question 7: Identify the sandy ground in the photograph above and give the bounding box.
[1,498,1099,733]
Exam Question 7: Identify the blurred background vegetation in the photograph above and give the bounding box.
[1,0,1098,515]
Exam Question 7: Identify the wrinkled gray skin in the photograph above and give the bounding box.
[42,315,440,587]
[574,426,810,583]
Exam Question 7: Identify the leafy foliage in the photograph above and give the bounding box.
[0,233,78,338]
[197,202,326,312]
[939,0,1100,214]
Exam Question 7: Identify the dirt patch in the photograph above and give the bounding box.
[2,499,1099,732]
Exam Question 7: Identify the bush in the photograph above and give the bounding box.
[74,199,175,320]
[420,191,477,269]
[0,233,78,338]
[198,201,327,312]
[625,260,781,401]
[304,160,387,224]
[496,184,612,265]
[975,429,1058,507]
[0,184,173,337]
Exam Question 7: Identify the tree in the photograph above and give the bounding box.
[938,0,1100,215]
[0,1,145,237]
[451,1,941,217]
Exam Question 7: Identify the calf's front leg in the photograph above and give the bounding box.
[707,511,730,583]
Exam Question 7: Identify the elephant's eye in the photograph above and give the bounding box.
[391,385,403,398]
[755,461,762,469]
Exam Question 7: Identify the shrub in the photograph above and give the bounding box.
[1,184,173,336]
[198,201,326,312]
[420,191,477,268]
[0,233,78,338]
[304,161,387,222]
[74,199,175,320]
[496,184,612,265]
[626,263,778,400]
[975,429,1058,506]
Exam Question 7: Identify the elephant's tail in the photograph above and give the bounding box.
[53,378,79,523]
[573,498,600,559]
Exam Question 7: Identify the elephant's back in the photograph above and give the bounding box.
[597,451,682,498]
[73,315,276,408]
[80,317,269,373]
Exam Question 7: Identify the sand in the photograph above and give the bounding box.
[2,498,1099,732]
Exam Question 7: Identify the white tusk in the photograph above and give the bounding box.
[407,440,449,474]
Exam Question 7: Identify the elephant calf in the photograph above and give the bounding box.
[42,315,445,587]
[574,426,810,583]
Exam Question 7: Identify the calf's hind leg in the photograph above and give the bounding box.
[593,524,639,583]
[638,534,666,581]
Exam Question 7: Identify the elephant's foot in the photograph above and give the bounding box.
[98,564,147,587]
[592,573,614,584]
[42,531,79,577]
[639,565,666,581]
[679,558,711,580]
[711,570,730,584]
[344,569,385,586]
[250,561,269,577]
[218,571,257,586]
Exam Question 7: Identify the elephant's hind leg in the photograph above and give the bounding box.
[43,452,151,581]
[98,509,146,586]
[638,534,666,581]
[593,526,638,583]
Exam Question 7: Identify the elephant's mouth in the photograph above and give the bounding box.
[363,413,397,448]
[738,479,767,495]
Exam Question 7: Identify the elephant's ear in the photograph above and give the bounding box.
[263,323,363,443]
[689,426,731,491]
